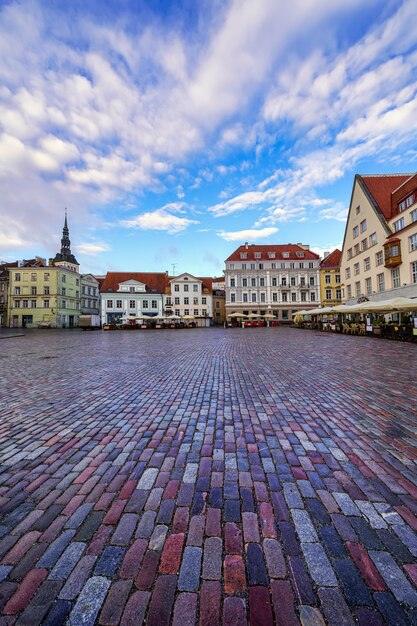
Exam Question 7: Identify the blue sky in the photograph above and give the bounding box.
[1,0,417,276]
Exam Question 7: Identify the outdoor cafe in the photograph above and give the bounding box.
[293,297,417,342]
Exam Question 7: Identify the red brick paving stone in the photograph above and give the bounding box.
[172,507,189,533]
[395,505,417,530]
[249,586,274,626]
[103,499,126,524]
[119,479,137,499]
[259,502,278,538]
[0,617,17,626]
[15,580,62,625]
[187,515,205,546]
[172,592,198,626]
[271,580,300,626]
[120,590,150,626]
[199,581,221,626]
[99,579,132,626]
[1,531,41,565]
[205,508,221,536]
[242,512,260,543]
[404,563,417,587]
[135,549,161,590]
[0,583,19,613]
[223,597,247,626]
[224,555,246,595]
[146,574,177,626]
[3,568,48,615]
[119,538,148,579]
[346,542,387,591]
[74,466,95,484]
[86,524,113,556]
[94,492,116,511]
[224,522,243,554]
[159,532,185,574]
[299,606,326,626]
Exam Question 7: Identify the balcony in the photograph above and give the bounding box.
[384,238,402,269]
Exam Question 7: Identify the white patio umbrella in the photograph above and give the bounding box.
[182,314,195,320]
[227,312,248,318]
[262,314,275,319]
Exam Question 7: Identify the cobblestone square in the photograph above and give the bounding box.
[0,327,417,625]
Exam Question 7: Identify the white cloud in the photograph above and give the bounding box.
[218,227,278,242]
[77,242,111,255]
[121,203,198,234]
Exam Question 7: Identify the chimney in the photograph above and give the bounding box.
[244,242,249,249]
[323,251,330,259]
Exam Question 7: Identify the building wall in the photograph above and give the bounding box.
[341,181,417,303]
[8,266,81,328]
[319,267,342,307]
[101,283,164,325]
[81,275,100,315]
[165,274,213,320]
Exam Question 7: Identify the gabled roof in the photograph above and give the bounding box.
[320,249,341,269]
[226,244,319,262]
[101,272,169,294]
[360,174,411,220]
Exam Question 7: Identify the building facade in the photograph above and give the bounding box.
[0,261,18,327]
[319,249,342,307]
[341,174,417,304]
[81,274,100,315]
[100,272,169,325]
[163,273,213,325]
[212,277,226,325]
[224,243,321,322]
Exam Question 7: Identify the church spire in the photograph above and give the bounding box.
[61,208,71,255]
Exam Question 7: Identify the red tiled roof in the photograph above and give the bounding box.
[360,174,411,220]
[320,249,341,269]
[101,272,170,293]
[225,244,319,262]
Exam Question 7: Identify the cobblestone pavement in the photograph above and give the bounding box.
[0,327,417,625]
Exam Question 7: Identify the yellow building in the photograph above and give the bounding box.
[319,249,342,307]
[7,214,81,328]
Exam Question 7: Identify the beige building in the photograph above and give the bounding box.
[319,249,342,307]
[340,174,417,304]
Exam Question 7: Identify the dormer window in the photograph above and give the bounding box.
[296,251,304,258]
[399,194,415,212]
[282,252,289,258]
[254,252,261,259]
[267,252,275,259]
[240,252,247,259]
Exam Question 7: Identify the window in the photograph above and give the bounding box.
[291,293,296,302]
[259,263,263,270]
[281,277,287,287]
[62,288,66,296]
[309,262,314,269]
[251,293,256,303]
[174,284,179,291]
[299,263,304,269]
[301,292,306,302]
[193,284,198,292]
[230,293,236,303]
[412,261,417,283]
[202,309,207,316]
[354,262,359,275]
[272,292,278,302]
[260,277,265,287]
[290,277,296,286]
[184,309,189,316]
[369,233,377,246]
[290,263,295,269]
[353,225,359,238]
[76,278,80,286]
[282,310,288,320]
[194,309,199,316]
[268,252,276,259]
[14,299,20,308]
[43,300,49,308]
[61,300,66,309]
[251,278,256,287]
[202,297,207,305]
[44,273,50,281]
[14,287,21,295]
[15,272,21,281]
[184,284,189,292]
[243,293,248,302]
[283,252,289,258]
[116,300,123,308]
[335,274,340,284]
[347,248,352,260]
[365,278,372,295]
[411,208,417,224]
[354,244,360,256]
[166,297,172,306]
[193,297,198,305]
[361,238,368,251]
[142,300,148,308]
[281,293,287,302]
[280,263,286,269]
[230,278,236,288]
[62,274,66,283]
[347,285,352,298]
[242,263,246,270]
[151,300,157,309]
[399,194,415,211]
[311,293,316,301]
[240,252,247,259]
[254,252,261,259]
[345,267,351,279]
[250,263,255,270]
[300,277,306,287]
[310,276,315,286]
[175,297,180,305]
[364,257,371,271]
[355,281,361,297]
[377,273,385,292]
[325,289,332,300]
[107,300,113,308]
[260,293,266,303]
[229,264,235,269]
[129,300,135,308]
[31,273,36,281]
[392,268,400,289]
[242,278,248,287]
[325,274,331,284]
[184,297,189,305]
[409,233,417,252]
[393,217,404,232]
[335,289,341,299]
[175,309,180,316]
[356,205,361,215]
[271,277,277,287]
[43,286,49,295]
[376,251,383,266]
[31,300,36,308]
[360,219,367,233]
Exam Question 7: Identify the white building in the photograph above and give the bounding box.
[164,273,213,325]
[81,274,100,315]
[224,243,321,322]
[100,272,169,325]
[341,173,417,303]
